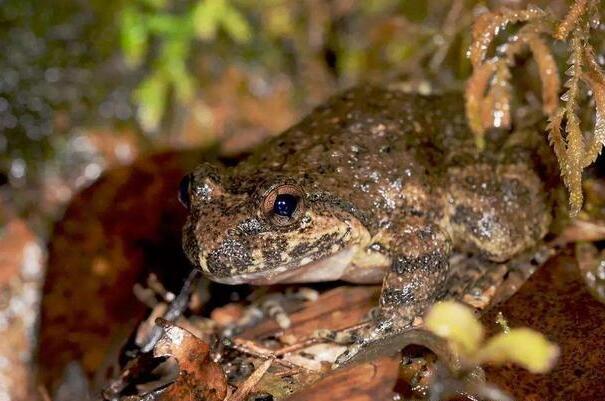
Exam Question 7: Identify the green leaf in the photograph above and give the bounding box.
[424,301,484,355]
[146,13,186,36]
[193,0,223,40]
[120,6,148,67]
[193,0,251,43]
[265,5,294,37]
[162,39,195,102]
[134,72,168,132]
[220,4,251,43]
[476,328,559,373]
[140,0,167,10]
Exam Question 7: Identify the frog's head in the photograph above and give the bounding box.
[180,163,368,285]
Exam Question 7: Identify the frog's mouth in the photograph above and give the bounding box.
[209,245,360,285]
[201,215,375,285]
[249,246,359,285]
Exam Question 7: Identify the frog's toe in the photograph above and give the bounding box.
[233,287,319,331]
[364,306,382,321]
[261,297,291,329]
[314,328,361,344]
[287,287,320,302]
[331,324,385,367]
[261,287,319,328]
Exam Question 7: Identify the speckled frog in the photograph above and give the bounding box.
[180,85,554,341]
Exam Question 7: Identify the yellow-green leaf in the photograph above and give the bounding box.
[120,6,148,67]
[424,301,484,355]
[146,14,183,36]
[140,0,167,10]
[193,0,222,40]
[476,328,559,373]
[134,72,168,132]
[220,5,251,43]
[265,5,293,37]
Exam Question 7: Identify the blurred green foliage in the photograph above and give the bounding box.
[121,0,253,131]
[119,0,476,132]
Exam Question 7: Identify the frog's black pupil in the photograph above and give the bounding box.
[178,174,191,209]
[273,194,298,217]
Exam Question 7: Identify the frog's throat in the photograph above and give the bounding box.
[233,246,359,284]
[201,220,373,285]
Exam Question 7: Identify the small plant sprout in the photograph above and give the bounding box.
[425,301,559,374]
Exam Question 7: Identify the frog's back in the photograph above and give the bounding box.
[245,84,556,180]
[243,85,473,177]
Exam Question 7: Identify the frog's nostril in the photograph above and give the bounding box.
[178,174,192,209]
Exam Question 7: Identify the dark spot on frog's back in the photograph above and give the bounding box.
[317,164,331,174]
[452,205,492,240]
[500,177,531,205]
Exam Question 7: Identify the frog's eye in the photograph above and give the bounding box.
[178,174,191,209]
[262,184,305,226]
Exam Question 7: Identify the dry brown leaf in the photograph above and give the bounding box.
[150,319,228,401]
[226,358,273,401]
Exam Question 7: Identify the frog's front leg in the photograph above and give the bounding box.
[376,218,452,330]
[337,217,451,364]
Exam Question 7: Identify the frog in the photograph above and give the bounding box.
[179,84,557,359]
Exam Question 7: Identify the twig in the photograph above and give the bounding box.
[141,269,201,353]
[37,386,52,401]
[274,337,321,356]
[229,337,298,369]
[226,358,273,401]
[230,337,274,357]
[429,0,466,71]
[274,320,370,356]
[274,368,304,378]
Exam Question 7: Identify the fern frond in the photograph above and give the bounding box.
[465,0,602,217]
[555,0,589,40]
[465,60,498,142]
[547,109,569,183]
[469,7,548,67]
[581,45,605,167]
[484,61,512,130]
[527,34,560,115]
[565,111,585,216]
